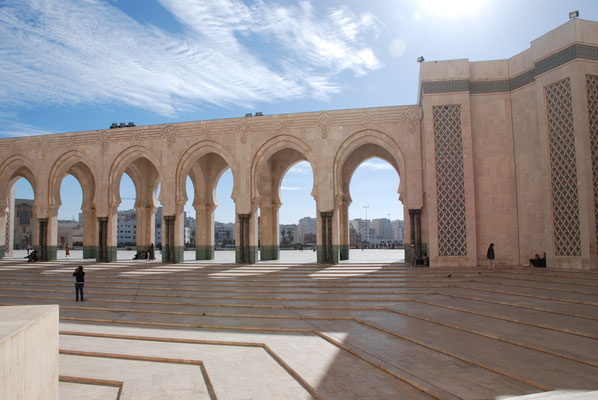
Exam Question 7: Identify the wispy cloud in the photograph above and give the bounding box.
[287,161,312,175]
[0,112,53,138]
[0,0,380,120]
[360,160,394,171]
[281,185,303,191]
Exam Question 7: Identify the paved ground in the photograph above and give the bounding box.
[1,252,597,399]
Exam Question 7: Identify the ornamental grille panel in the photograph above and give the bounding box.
[433,105,467,256]
[587,75,598,247]
[545,78,581,257]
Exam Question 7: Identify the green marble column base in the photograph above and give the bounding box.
[161,248,170,263]
[96,246,117,263]
[196,246,214,260]
[173,246,184,263]
[236,245,257,264]
[260,245,279,261]
[317,245,339,264]
[339,244,349,261]
[83,246,97,259]
[0,246,4,260]
[47,246,57,261]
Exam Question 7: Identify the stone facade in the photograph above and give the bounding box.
[0,18,596,269]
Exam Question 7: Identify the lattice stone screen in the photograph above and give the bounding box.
[545,78,581,257]
[587,75,598,246]
[433,105,467,256]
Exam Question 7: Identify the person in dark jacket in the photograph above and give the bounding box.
[530,253,547,268]
[487,243,495,271]
[148,242,155,260]
[73,265,85,301]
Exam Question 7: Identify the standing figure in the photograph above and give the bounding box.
[65,243,70,257]
[26,243,32,255]
[148,242,155,260]
[410,244,416,269]
[487,243,495,271]
[73,266,85,301]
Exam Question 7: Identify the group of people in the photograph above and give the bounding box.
[133,243,155,260]
[408,242,546,270]
[408,244,429,268]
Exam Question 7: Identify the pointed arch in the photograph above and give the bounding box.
[108,145,162,208]
[175,141,234,207]
[334,129,407,204]
[48,150,96,210]
[250,135,317,204]
[0,155,37,209]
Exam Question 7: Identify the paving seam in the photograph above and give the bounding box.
[452,286,598,306]
[468,280,598,295]
[59,330,364,400]
[60,349,218,400]
[57,315,551,394]
[61,328,453,400]
[59,375,123,400]
[0,288,433,301]
[412,300,598,340]
[438,293,598,321]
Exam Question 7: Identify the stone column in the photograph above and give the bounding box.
[81,207,97,259]
[338,198,349,261]
[259,201,280,261]
[318,211,337,264]
[162,215,177,263]
[236,208,257,264]
[135,205,156,253]
[99,207,118,262]
[172,205,185,263]
[194,203,215,260]
[6,185,15,257]
[415,209,422,258]
[45,206,58,261]
[0,209,6,259]
[37,218,48,261]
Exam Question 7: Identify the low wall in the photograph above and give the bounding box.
[0,305,59,400]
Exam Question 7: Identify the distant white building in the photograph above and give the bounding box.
[390,219,404,243]
[58,219,83,247]
[117,209,137,244]
[297,217,316,244]
[214,222,235,244]
[350,218,374,243]
[371,218,391,241]
[279,224,298,244]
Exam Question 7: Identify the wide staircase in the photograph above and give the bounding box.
[1,258,597,399]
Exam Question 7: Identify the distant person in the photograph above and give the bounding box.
[423,253,429,267]
[487,243,495,271]
[26,243,32,255]
[410,244,416,268]
[25,249,38,262]
[530,253,546,268]
[148,242,155,260]
[73,265,85,301]
[65,243,70,257]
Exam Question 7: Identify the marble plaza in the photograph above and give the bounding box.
[1,253,598,399]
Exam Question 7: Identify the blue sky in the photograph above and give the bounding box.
[4,0,598,224]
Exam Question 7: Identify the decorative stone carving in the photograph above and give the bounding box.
[545,78,581,257]
[433,105,467,257]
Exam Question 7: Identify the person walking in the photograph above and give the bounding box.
[487,243,495,271]
[73,265,85,301]
[410,244,417,269]
[65,242,70,257]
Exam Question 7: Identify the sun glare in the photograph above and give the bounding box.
[418,0,489,18]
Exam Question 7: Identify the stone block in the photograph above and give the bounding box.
[0,305,59,400]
